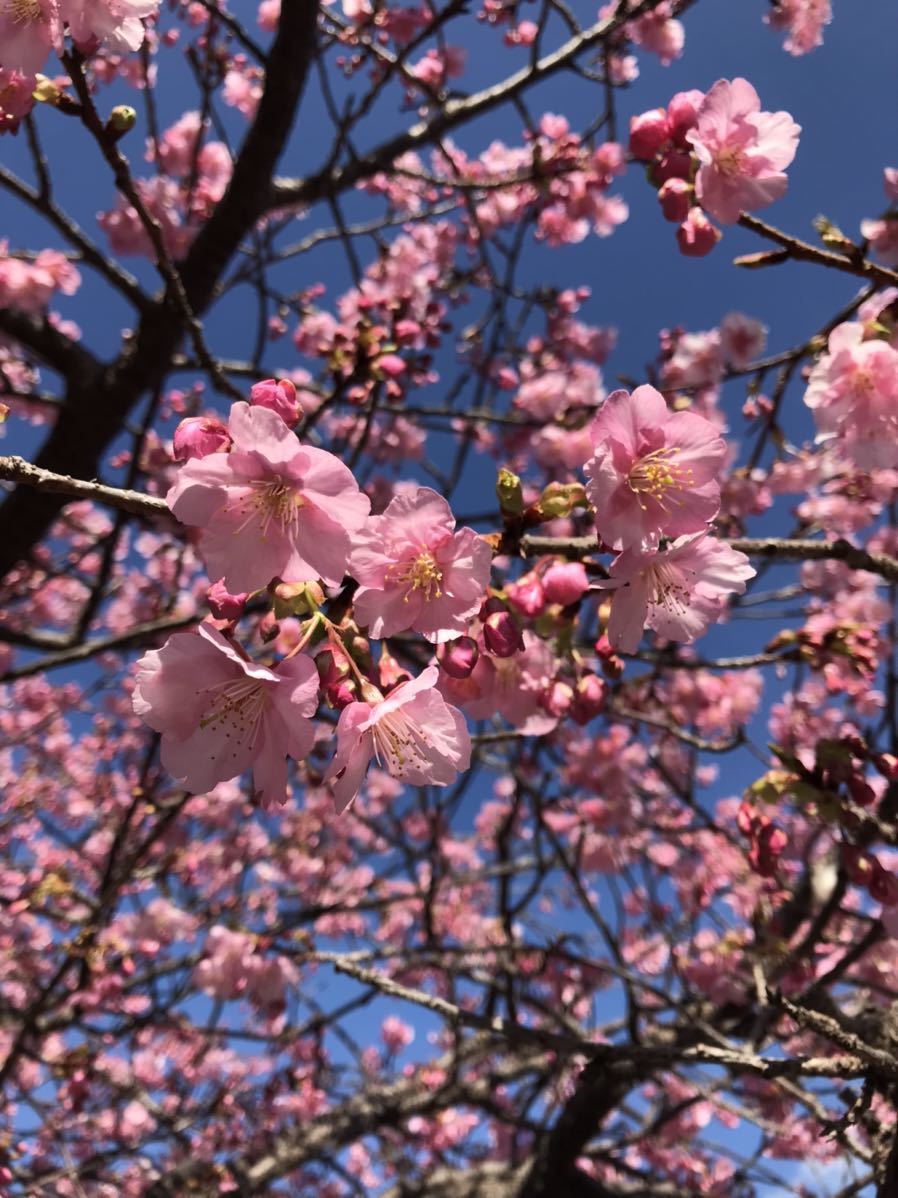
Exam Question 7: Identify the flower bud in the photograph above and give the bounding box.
[542,680,573,718]
[105,105,137,139]
[437,636,479,679]
[869,863,898,907]
[259,611,280,643]
[172,415,231,462]
[317,650,358,709]
[571,674,606,724]
[207,579,248,621]
[653,149,693,185]
[846,776,876,808]
[657,177,692,223]
[496,468,524,518]
[249,378,301,425]
[629,108,669,161]
[507,573,546,617]
[483,610,524,658]
[666,89,704,146]
[677,207,722,258]
[535,481,588,519]
[376,353,406,378]
[542,561,589,606]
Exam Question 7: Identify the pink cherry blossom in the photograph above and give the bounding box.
[604,533,755,653]
[584,385,727,550]
[132,622,319,804]
[167,401,370,593]
[325,666,470,811]
[686,78,800,224]
[62,0,158,54]
[765,0,831,55]
[804,321,898,469]
[0,0,61,73]
[349,486,492,642]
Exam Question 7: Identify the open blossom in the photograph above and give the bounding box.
[167,401,370,593]
[604,534,755,653]
[804,322,898,469]
[584,385,726,551]
[765,0,831,56]
[0,0,61,73]
[349,486,492,642]
[132,623,319,805]
[686,78,800,224]
[325,665,470,811]
[63,0,159,55]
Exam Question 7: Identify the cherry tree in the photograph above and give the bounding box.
[5,0,898,1195]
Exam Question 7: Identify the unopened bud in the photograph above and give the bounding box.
[437,636,479,679]
[259,611,280,643]
[106,105,137,140]
[677,207,722,258]
[535,481,587,520]
[571,674,606,724]
[542,561,589,606]
[172,415,231,462]
[629,108,669,162]
[483,610,524,658]
[496,468,524,518]
[250,377,301,425]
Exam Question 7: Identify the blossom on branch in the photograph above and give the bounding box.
[132,623,320,805]
[584,385,727,550]
[686,78,800,224]
[603,533,756,653]
[349,486,492,642]
[167,402,370,593]
[325,666,471,812]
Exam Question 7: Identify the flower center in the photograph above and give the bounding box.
[4,0,40,23]
[371,709,431,777]
[646,561,690,615]
[198,677,268,757]
[715,144,746,178]
[387,549,443,602]
[627,447,692,512]
[229,477,305,539]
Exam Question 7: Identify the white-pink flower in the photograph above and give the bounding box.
[604,534,755,653]
[167,402,370,593]
[349,486,492,642]
[584,385,727,551]
[325,666,470,811]
[62,0,158,54]
[804,322,898,469]
[132,623,319,805]
[686,78,800,225]
[0,0,61,75]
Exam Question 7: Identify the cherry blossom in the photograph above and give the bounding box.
[603,534,756,653]
[132,622,319,804]
[584,385,727,550]
[350,486,492,642]
[167,401,370,592]
[325,666,471,811]
[686,78,801,224]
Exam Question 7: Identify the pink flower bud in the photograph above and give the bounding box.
[541,561,589,606]
[847,776,876,807]
[657,177,693,223]
[207,579,248,621]
[172,415,231,462]
[259,611,280,643]
[869,864,898,907]
[249,378,301,425]
[571,674,606,724]
[873,753,898,780]
[666,89,704,146]
[437,636,479,679]
[376,353,406,378]
[542,680,573,718]
[507,573,546,617]
[629,108,670,162]
[317,649,358,710]
[677,207,722,257]
[654,149,693,184]
[483,610,524,658]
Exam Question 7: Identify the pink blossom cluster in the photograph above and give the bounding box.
[0,68,35,133]
[630,78,800,255]
[98,113,232,259]
[133,397,487,809]
[582,385,754,653]
[0,0,159,74]
[0,243,80,312]
[765,0,832,55]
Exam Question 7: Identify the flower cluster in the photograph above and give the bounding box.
[133,397,487,810]
[582,385,754,652]
[630,78,800,255]
[0,0,158,74]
